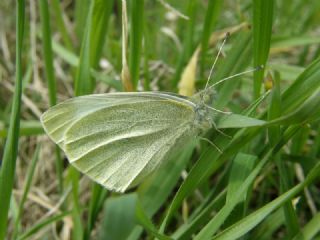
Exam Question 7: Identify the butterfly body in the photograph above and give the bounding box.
[41,91,213,192]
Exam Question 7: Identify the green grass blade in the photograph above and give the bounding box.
[12,144,41,238]
[74,1,95,95]
[276,159,301,237]
[0,1,25,238]
[199,0,222,77]
[224,153,257,225]
[281,57,320,113]
[38,0,64,194]
[18,211,71,240]
[213,31,252,108]
[292,213,320,240]
[0,120,44,137]
[135,201,172,240]
[74,0,90,40]
[268,72,300,237]
[69,168,83,240]
[84,184,108,240]
[129,0,144,89]
[271,35,320,49]
[39,0,56,106]
[99,194,138,240]
[75,0,113,95]
[250,208,285,239]
[217,114,266,128]
[267,72,281,146]
[172,0,198,88]
[89,0,114,69]
[51,0,74,51]
[252,0,274,99]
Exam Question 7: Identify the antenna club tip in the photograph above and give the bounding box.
[256,65,264,71]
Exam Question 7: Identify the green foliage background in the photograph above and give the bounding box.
[0,0,320,239]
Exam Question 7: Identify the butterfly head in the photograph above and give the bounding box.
[192,88,216,106]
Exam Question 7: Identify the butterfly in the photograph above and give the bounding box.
[40,88,219,192]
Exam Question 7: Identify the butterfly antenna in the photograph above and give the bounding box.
[204,32,230,91]
[208,65,264,90]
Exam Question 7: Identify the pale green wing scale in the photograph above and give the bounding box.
[41,92,201,192]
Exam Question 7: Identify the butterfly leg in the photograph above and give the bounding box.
[198,137,222,153]
[211,120,232,139]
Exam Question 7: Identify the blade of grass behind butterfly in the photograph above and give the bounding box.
[270,36,320,54]
[199,0,222,78]
[0,1,25,239]
[38,0,64,195]
[212,30,252,109]
[252,0,274,99]
[51,0,74,51]
[172,0,198,88]
[281,57,320,113]
[268,63,304,81]
[89,0,114,70]
[212,162,320,240]
[12,144,40,238]
[129,0,144,90]
[75,0,90,40]
[74,0,114,95]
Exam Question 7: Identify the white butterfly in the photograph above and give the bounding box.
[41,90,216,192]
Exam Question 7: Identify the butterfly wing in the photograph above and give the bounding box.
[41,93,196,192]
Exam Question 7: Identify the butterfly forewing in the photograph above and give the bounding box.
[41,93,197,192]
